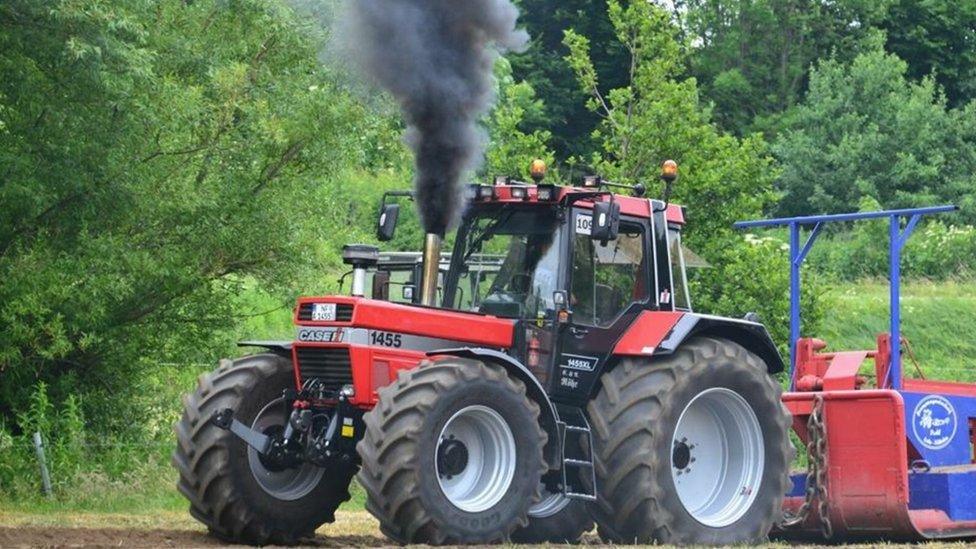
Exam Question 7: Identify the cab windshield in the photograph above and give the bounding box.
[444,205,562,320]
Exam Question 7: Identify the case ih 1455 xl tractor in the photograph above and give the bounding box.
[174,162,792,545]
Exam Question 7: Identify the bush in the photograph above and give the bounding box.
[691,233,825,358]
[806,198,976,281]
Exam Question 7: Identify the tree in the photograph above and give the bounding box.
[671,0,890,135]
[483,58,555,181]
[509,0,631,161]
[564,0,821,347]
[0,0,369,432]
[881,0,976,107]
[772,37,976,220]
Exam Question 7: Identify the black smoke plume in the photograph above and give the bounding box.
[343,0,528,235]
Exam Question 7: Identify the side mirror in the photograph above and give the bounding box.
[402,284,416,302]
[553,290,571,324]
[590,201,620,243]
[377,203,400,241]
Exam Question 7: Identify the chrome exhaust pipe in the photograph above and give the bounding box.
[420,233,442,306]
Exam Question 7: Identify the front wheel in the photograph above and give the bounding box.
[357,358,548,544]
[587,337,792,545]
[172,354,355,545]
[510,488,593,543]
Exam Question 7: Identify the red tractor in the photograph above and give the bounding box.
[173,162,793,545]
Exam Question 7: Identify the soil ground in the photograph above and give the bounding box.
[1,510,973,548]
[0,511,385,548]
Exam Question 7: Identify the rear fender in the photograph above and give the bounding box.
[429,347,562,469]
[612,312,785,373]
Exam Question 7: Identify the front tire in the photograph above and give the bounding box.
[357,358,547,544]
[510,489,593,543]
[587,337,792,545]
[172,354,355,545]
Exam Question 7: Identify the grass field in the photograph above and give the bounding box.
[1,279,974,546]
[817,279,976,382]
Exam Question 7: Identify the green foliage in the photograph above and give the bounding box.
[672,0,890,135]
[819,280,976,382]
[807,198,976,280]
[563,0,817,341]
[509,0,631,159]
[773,38,976,220]
[881,0,976,107]
[0,0,381,432]
[690,235,823,351]
[483,58,555,181]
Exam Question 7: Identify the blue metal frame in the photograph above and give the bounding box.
[734,205,957,389]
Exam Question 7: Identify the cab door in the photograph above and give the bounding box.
[549,207,660,406]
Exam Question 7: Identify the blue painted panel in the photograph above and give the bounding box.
[909,469,976,521]
[901,391,976,467]
[788,472,806,497]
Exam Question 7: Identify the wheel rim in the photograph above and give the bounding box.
[246,398,324,501]
[436,405,517,513]
[528,487,571,518]
[670,387,764,527]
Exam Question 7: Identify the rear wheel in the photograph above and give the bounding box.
[173,354,355,545]
[587,337,792,545]
[357,358,547,544]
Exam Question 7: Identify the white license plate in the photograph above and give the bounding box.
[311,303,337,321]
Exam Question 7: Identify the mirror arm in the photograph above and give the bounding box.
[600,193,615,246]
[381,190,415,204]
[652,180,675,213]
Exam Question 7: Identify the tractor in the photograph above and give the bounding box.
[173,161,793,545]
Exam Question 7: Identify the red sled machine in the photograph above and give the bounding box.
[737,204,976,541]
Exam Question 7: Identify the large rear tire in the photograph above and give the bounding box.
[172,354,355,545]
[587,337,792,545]
[357,358,548,544]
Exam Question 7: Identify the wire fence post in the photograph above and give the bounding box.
[32,431,53,497]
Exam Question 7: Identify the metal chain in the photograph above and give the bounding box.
[813,395,832,539]
[780,395,832,539]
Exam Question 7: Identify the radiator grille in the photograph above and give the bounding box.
[295,347,353,391]
[297,303,354,322]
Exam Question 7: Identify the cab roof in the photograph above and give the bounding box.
[475,183,686,225]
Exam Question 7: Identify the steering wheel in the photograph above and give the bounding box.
[508,273,533,294]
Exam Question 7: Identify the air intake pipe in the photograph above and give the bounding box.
[341,244,379,297]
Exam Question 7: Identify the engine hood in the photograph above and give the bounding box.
[294,296,515,349]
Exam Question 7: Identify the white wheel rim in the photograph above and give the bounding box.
[528,487,571,518]
[671,388,764,527]
[436,405,517,513]
[246,398,324,501]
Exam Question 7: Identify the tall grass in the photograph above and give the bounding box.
[816,279,976,383]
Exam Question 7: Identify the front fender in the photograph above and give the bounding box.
[237,340,292,359]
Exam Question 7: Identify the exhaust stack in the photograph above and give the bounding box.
[420,233,442,306]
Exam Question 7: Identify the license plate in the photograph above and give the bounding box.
[311,303,337,321]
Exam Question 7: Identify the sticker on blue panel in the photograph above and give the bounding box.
[912,395,957,450]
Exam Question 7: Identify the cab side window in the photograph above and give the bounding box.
[571,218,647,326]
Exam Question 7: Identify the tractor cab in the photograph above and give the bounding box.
[371,177,693,319]
[359,163,698,402]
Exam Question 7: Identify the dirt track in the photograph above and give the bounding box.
[0,527,387,548]
[0,510,390,548]
[0,511,964,548]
